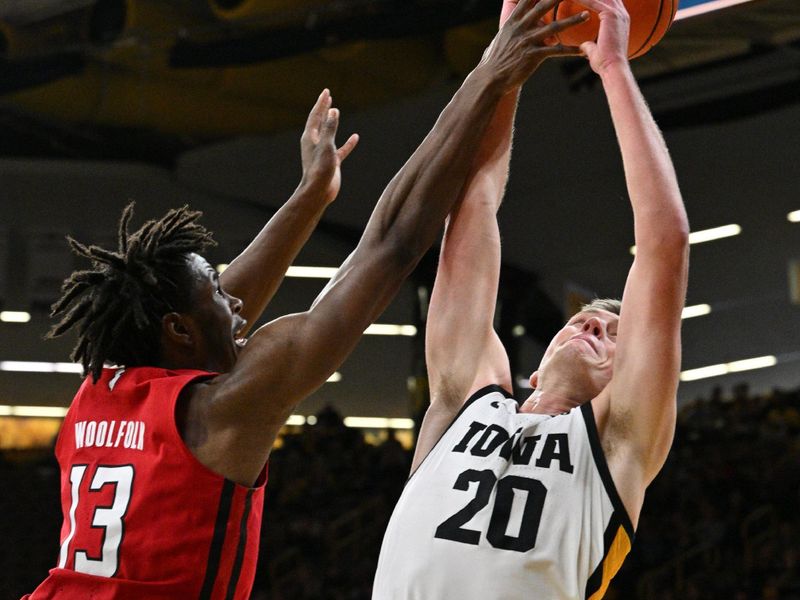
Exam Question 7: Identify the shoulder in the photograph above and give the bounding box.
[465,383,515,407]
[453,383,518,424]
[411,383,516,474]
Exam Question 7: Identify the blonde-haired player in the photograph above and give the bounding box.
[372,0,689,597]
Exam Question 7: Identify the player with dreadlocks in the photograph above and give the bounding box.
[25,5,591,597]
[49,204,218,381]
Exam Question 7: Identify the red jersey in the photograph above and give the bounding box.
[25,366,266,600]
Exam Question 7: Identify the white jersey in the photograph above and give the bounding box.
[373,385,634,600]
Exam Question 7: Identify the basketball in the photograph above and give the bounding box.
[542,0,678,58]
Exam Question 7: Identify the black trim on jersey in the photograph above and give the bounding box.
[199,479,235,600]
[458,384,514,418]
[579,403,635,540]
[406,384,515,485]
[584,512,626,599]
[225,489,254,600]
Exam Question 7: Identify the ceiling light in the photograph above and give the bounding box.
[630,224,741,255]
[286,415,415,429]
[680,364,729,382]
[788,210,800,223]
[0,364,335,379]
[0,361,83,373]
[0,405,68,418]
[218,264,339,278]
[286,266,338,278]
[689,224,742,244]
[680,355,777,382]
[0,405,417,430]
[681,304,711,319]
[727,355,777,373]
[365,324,417,336]
[0,311,31,323]
[343,417,414,429]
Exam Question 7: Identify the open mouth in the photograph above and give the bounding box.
[233,318,248,348]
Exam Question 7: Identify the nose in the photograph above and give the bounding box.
[230,294,243,314]
[582,316,604,337]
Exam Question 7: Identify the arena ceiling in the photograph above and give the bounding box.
[0,0,798,421]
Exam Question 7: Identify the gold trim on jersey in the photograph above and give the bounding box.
[587,524,632,600]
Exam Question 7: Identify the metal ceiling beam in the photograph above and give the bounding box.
[0,0,95,25]
[170,0,498,68]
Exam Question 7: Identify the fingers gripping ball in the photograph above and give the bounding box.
[542,0,677,58]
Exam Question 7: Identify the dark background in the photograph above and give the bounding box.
[0,0,798,597]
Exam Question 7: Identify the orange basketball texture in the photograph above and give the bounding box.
[541,0,678,58]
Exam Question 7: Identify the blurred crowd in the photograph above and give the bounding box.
[611,383,800,599]
[2,383,799,599]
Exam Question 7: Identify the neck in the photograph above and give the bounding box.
[158,347,210,373]
[520,387,584,415]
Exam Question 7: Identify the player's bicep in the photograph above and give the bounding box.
[411,402,458,474]
[616,250,687,385]
[609,248,687,478]
[426,190,509,407]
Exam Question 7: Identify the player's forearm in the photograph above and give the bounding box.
[486,0,521,192]
[601,63,689,253]
[365,66,506,262]
[219,183,329,332]
[465,88,520,210]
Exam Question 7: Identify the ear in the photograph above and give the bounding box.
[162,312,194,348]
[529,371,539,390]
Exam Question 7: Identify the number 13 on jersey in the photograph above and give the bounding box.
[58,464,135,577]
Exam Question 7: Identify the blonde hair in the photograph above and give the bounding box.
[580,298,621,315]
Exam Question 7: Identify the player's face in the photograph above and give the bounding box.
[534,309,619,399]
[184,254,246,373]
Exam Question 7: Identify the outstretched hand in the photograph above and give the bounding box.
[575,0,630,75]
[300,89,359,205]
[479,0,588,89]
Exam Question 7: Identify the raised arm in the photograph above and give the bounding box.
[582,0,689,524]
[415,0,527,471]
[424,91,517,405]
[219,89,358,335]
[193,0,591,486]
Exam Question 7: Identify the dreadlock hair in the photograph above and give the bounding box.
[48,203,216,383]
